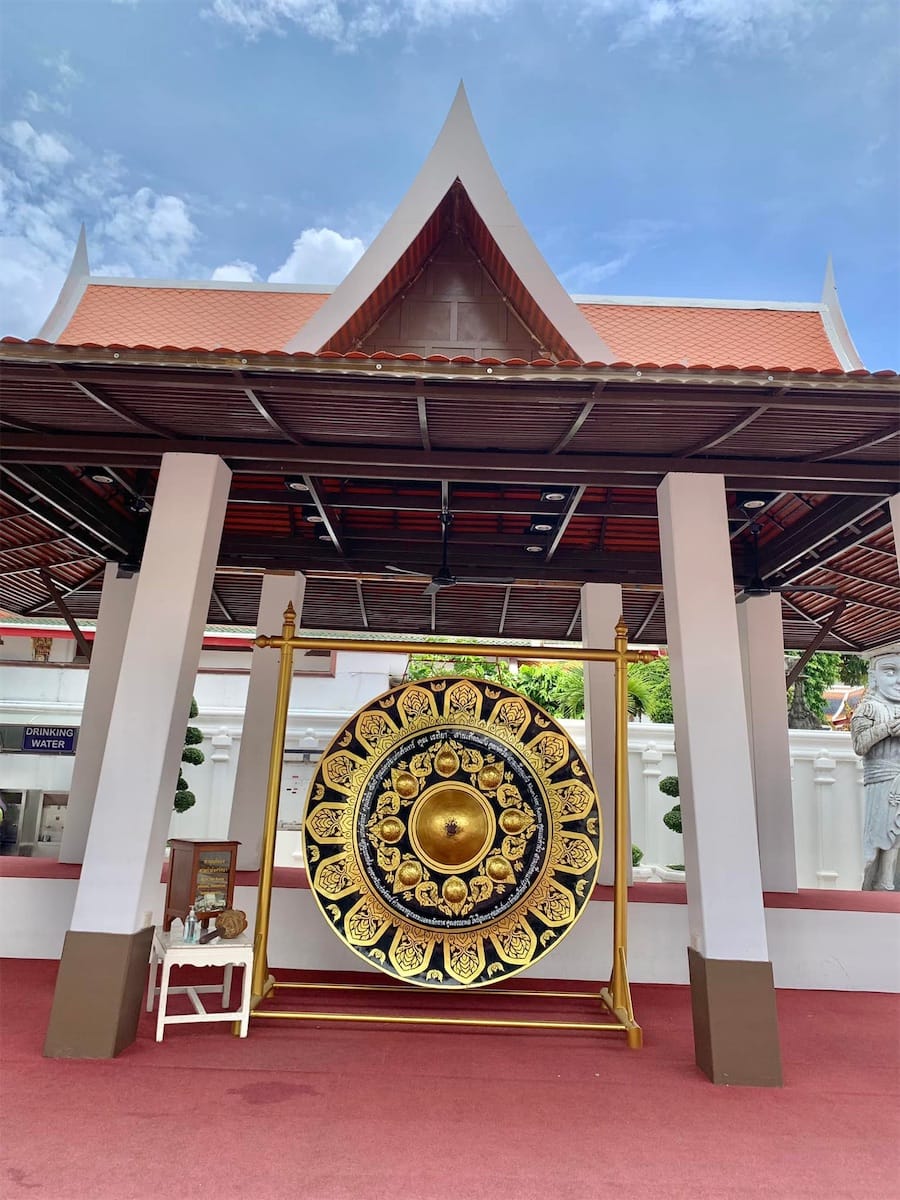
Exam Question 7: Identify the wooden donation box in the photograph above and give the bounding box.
[163,839,240,930]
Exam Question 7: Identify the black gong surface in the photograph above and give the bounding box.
[303,677,602,988]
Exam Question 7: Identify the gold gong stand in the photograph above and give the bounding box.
[245,603,653,1048]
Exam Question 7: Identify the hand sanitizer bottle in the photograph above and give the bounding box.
[184,905,198,944]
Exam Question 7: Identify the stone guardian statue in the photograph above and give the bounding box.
[850,649,900,890]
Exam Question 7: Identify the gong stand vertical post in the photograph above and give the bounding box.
[248,603,653,1044]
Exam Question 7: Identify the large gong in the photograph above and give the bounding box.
[303,677,602,988]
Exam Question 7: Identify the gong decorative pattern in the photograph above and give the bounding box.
[303,677,602,988]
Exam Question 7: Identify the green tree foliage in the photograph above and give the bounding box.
[837,654,868,687]
[628,656,673,723]
[174,697,203,813]
[632,845,644,867]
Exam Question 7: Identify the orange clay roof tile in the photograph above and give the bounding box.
[579,304,842,371]
[59,285,329,353]
[57,283,844,371]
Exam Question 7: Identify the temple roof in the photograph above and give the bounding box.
[50,280,849,372]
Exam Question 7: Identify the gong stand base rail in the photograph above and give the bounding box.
[247,977,642,1042]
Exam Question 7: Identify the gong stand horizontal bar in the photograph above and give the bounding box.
[274,980,606,1000]
[255,625,656,667]
[247,602,644,1048]
[251,1010,627,1033]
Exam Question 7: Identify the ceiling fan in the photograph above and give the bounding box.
[737,522,837,601]
[385,508,516,597]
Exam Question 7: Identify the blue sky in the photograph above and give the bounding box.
[1,0,898,366]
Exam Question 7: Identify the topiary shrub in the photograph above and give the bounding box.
[174,697,203,812]
[632,844,644,867]
[659,775,682,834]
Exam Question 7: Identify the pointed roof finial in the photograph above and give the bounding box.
[37,223,91,341]
[819,254,864,371]
[286,87,615,362]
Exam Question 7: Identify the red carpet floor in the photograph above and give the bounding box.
[1,959,897,1200]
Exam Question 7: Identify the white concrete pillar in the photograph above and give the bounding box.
[657,474,769,962]
[70,454,231,934]
[581,582,625,885]
[658,473,781,1085]
[737,593,798,892]
[228,571,306,869]
[58,562,138,864]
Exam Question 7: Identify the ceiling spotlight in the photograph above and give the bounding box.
[525,544,544,553]
[541,489,567,503]
[736,491,769,512]
[284,476,309,492]
[307,513,324,523]
[88,469,114,485]
[127,496,151,515]
[530,519,554,533]
[318,533,332,542]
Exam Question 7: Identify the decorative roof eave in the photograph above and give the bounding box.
[284,84,615,363]
[1,338,896,391]
[820,256,865,371]
[38,225,90,342]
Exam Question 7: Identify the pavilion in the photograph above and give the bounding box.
[1,86,897,1085]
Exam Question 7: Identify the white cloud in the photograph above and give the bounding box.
[206,0,512,45]
[561,218,677,289]
[206,0,831,50]
[211,259,260,281]
[2,120,72,168]
[97,188,199,276]
[268,227,364,283]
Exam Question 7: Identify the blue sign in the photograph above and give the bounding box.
[22,726,78,754]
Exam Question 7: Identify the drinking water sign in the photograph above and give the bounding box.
[22,727,78,754]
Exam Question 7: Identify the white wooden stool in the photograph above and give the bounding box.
[146,927,254,1042]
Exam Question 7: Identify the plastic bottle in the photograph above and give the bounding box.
[184,905,198,944]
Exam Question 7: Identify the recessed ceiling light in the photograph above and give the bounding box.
[736,491,769,512]
[530,520,554,533]
[307,513,324,523]
[284,476,309,492]
[88,469,114,485]
[318,533,332,542]
[541,489,566,502]
[525,544,543,553]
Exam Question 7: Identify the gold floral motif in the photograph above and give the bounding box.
[445,680,481,717]
[532,881,575,926]
[315,855,357,899]
[357,711,396,748]
[306,845,320,863]
[551,780,594,820]
[444,935,484,984]
[345,897,389,946]
[529,732,568,774]
[323,752,359,790]
[490,697,530,737]
[398,686,436,722]
[306,804,346,843]
[490,916,536,963]
[390,927,434,976]
[554,832,598,874]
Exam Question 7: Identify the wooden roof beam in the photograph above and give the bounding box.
[545,486,586,563]
[811,422,900,462]
[68,376,173,438]
[757,497,889,580]
[784,602,848,685]
[0,465,134,556]
[240,378,303,444]
[23,564,106,615]
[680,404,770,456]
[4,431,895,493]
[355,579,369,629]
[633,592,664,640]
[302,474,345,555]
[779,593,859,650]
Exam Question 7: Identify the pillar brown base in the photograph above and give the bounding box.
[687,946,783,1087]
[44,927,154,1059]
